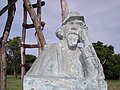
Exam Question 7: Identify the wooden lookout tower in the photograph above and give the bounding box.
[0,0,69,90]
[20,0,46,79]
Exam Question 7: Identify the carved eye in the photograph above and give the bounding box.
[77,22,83,26]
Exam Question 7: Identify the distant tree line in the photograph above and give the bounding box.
[6,37,120,80]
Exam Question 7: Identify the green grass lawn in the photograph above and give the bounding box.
[7,75,22,90]
[107,80,120,90]
[7,75,120,90]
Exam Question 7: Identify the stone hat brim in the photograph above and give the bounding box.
[62,16,85,25]
[62,11,85,25]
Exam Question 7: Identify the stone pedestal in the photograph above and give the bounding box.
[24,75,107,90]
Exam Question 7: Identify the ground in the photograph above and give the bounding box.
[7,75,22,90]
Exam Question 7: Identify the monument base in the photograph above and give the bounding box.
[23,75,107,90]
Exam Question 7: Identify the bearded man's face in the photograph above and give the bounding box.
[64,20,84,48]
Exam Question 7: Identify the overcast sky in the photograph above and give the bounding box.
[0,0,120,56]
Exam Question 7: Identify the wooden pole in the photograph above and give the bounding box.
[0,42,2,90]
[60,0,69,22]
[0,0,18,16]
[37,0,42,55]
[21,44,41,48]
[0,0,16,90]
[23,0,45,50]
[37,0,46,55]
[21,2,27,79]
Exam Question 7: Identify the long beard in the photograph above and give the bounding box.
[67,34,79,48]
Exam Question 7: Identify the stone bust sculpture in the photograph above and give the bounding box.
[24,12,107,90]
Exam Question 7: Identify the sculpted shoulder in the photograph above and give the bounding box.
[43,43,59,52]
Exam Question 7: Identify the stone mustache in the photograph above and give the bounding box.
[24,12,107,90]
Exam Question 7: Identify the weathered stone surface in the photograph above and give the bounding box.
[23,12,107,90]
[24,76,107,90]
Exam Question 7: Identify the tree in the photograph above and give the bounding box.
[6,37,37,77]
[113,54,120,80]
[25,54,36,72]
[93,41,120,80]
[6,37,21,78]
[26,54,36,63]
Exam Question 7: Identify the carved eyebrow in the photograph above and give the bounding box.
[76,22,83,26]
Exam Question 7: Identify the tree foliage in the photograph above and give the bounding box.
[6,36,36,77]
[93,41,120,80]
[6,37,21,78]
[26,54,36,63]
[25,54,36,72]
